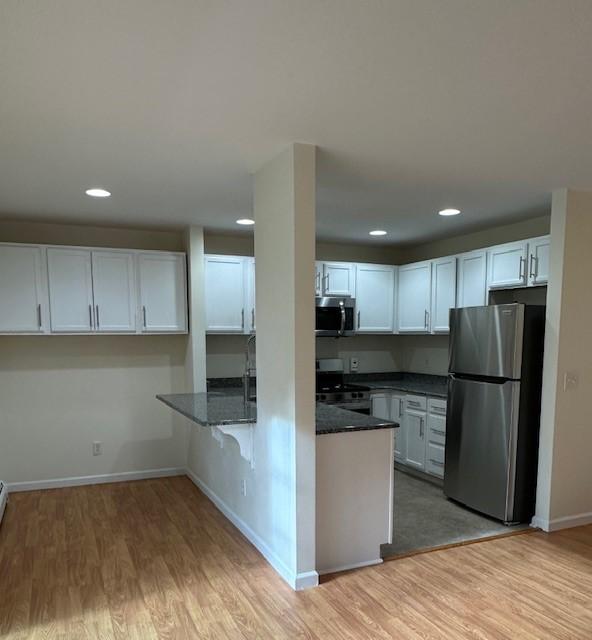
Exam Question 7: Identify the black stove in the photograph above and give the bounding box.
[315,370,371,412]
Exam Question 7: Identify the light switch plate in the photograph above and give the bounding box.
[563,372,578,391]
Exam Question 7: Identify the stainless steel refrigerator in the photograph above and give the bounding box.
[444,304,545,524]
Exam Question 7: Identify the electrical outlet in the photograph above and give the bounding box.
[563,372,579,392]
[350,357,359,371]
[240,479,247,497]
[92,441,103,456]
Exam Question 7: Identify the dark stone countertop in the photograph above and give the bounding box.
[157,392,398,435]
[207,372,448,398]
[347,372,448,398]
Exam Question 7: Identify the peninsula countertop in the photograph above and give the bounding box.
[156,392,399,435]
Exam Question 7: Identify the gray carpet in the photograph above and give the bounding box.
[381,470,529,558]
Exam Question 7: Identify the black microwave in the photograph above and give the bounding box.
[315,297,355,337]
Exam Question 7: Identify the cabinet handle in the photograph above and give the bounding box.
[89,305,93,329]
[529,254,536,279]
[357,310,361,328]
[420,417,424,438]
[95,305,100,329]
[241,309,245,330]
[325,273,330,291]
[399,399,403,415]
[430,459,444,467]
[251,308,255,331]
[142,305,147,328]
[431,428,446,436]
[37,304,42,328]
[424,310,429,329]
[408,400,421,407]
[519,256,525,280]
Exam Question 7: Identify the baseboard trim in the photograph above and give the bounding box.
[7,467,186,492]
[532,512,592,532]
[318,558,383,576]
[185,467,319,591]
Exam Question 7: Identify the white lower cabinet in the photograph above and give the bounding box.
[426,398,447,478]
[404,395,427,470]
[372,391,446,479]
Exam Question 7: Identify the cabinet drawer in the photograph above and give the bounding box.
[426,442,445,478]
[428,425,446,447]
[428,398,447,415]
[405,394,427,411]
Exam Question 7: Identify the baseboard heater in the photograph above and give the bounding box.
[0,481,7,527]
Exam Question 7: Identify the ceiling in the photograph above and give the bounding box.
[1,1,591,245]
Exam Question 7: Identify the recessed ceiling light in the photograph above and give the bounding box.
[438,208,461,216]
[236,218,255,226]
[369,230,387,236]
[85,188,111,198]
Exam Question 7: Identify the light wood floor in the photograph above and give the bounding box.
[1,477,591,639]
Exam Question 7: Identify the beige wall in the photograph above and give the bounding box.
[0,220,189,485]
[535,190,592,530]
[399,214,550,263]
[0,218,184,250]
[0,335,187,484]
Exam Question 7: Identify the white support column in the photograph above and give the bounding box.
[534,189,592,531]
[184,226,207,392]
[254,143,317,589]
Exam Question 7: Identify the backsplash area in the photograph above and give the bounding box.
[206,334,449,378]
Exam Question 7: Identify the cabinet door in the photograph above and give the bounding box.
[0,244,47,333]
[246,258,256,333]
[431,256,456,334]
[426,399,447,478]
[405,407,426,471]
[397,262,431,333]
[47,248,94,332]
[322,262,356,297]
[204,255,247,333]
[91,251,136,333]
[355,264,395,332]
[315,262,323,296]
[138,253,187,333]
[456,250,487,308]
[390,394,406,462]
[371,393,390,420]
[487,241,528,289]
[528,236,550,286]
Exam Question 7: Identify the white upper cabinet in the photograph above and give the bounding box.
[355,264,395,333]
[247,258,256,333]
[528,236,550,286]
[456,250,487,308]
[0,244,48,333]
[315,262,323,296]
[204,255,248,333]
[138,252,187,333]
[47,248,94,333]
[322,262,356,297]
[487,241,528,289]
[431,256,456,333]
[91,251,136,333]
[397,261,431,333]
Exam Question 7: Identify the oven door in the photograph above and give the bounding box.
[316,297,355,336]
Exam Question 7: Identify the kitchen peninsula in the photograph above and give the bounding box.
[157,391,399,574]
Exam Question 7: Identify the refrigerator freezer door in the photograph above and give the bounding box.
[448,304,525,379]
[444,376,521,522]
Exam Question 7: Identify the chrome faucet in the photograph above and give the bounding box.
[243,334,256,404]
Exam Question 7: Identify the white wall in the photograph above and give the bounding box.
[187,144,318,589]
[0,220,189,486]
[0,336,187,485]
[534,189,592,531]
